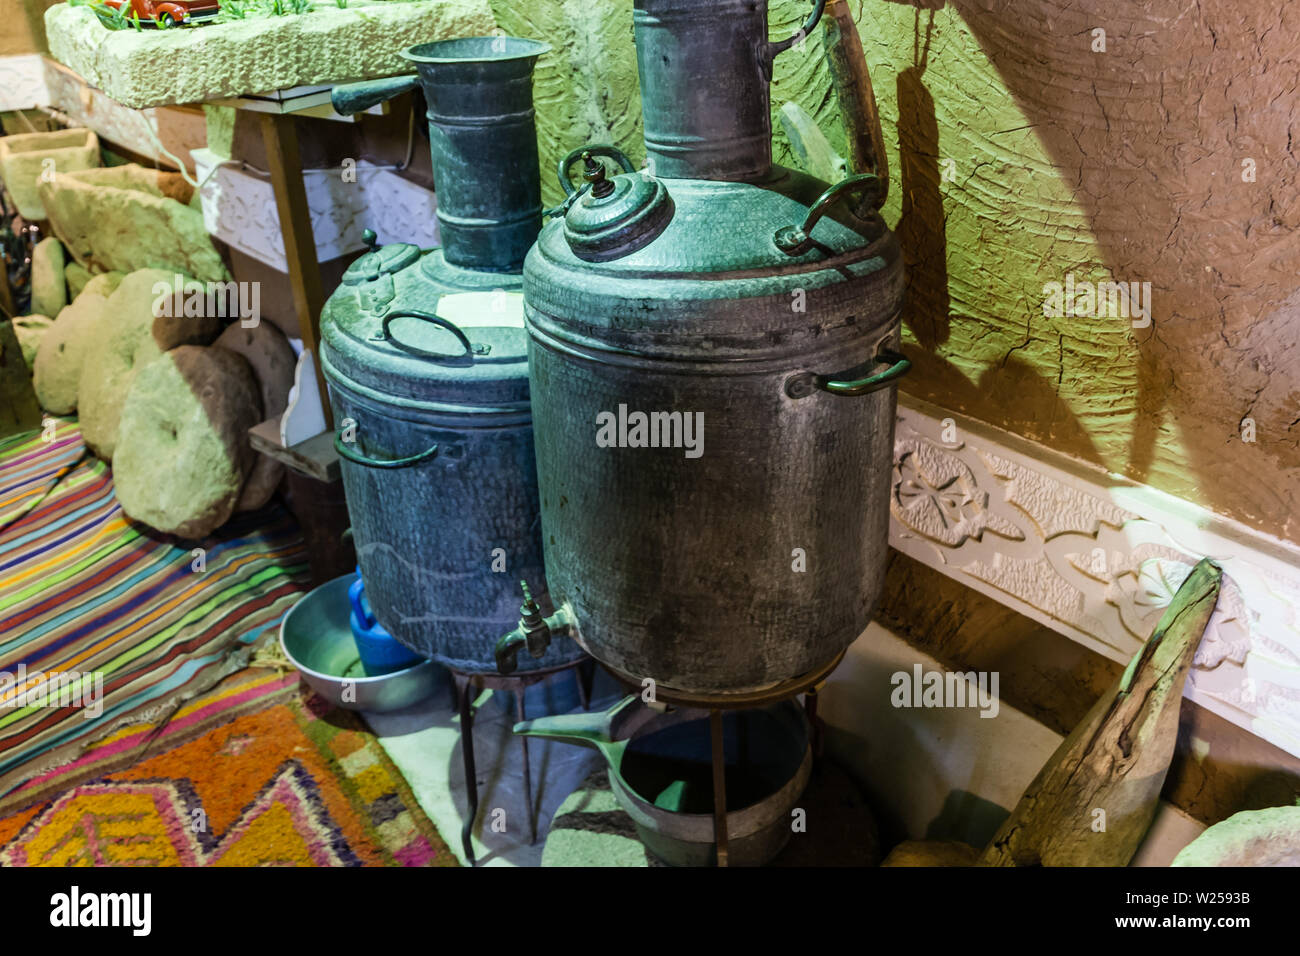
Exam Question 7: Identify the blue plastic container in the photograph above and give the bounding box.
[348,571,425,676]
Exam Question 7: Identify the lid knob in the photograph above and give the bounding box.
[582,151,615,199]
[362,228,379,251]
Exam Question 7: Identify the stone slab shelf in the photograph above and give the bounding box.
[0,54,209,175]
[44,0,496,110]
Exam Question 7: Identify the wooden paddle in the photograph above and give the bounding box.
[981,558,1223,866]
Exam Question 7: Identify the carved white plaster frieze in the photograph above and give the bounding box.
[890,397,1300,758]
[0,55,51,112]
[192,147,439,272]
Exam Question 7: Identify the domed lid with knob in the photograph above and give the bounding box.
[525,148,902,362]
[341,229,422,285]
[558,149,675,262]
[321,232,532,415]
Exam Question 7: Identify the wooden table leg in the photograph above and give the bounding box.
[257,110,333,431]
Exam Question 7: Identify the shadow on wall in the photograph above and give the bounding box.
[895,8,950,352]
[887,0,1300,542]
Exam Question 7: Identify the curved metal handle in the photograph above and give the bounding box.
[793,348,910,397]
[334,432,440,470]
[348,572,375,628]
[557,144,636,197]
[331,75,419,115]
[381,309,474,361]
[547,144,639,217]
[821,0,889,204]
[773,173,881,256]
[766,0,828,61]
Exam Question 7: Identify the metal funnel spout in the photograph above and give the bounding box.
[331,35,550,272]
[404,36,551,272]
[512,696,640,772]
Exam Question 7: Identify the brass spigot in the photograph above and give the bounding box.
[495,580,576,674]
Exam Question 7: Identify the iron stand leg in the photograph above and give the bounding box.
[710,708,729,867]
[804,687,825,761]
[576,659,595,711]
[515,689,537,844]
[456,674,479,867]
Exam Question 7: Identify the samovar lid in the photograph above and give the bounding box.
[341,229,421,285]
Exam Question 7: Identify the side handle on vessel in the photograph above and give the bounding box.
[381,309,476,362]
[495,581,577,674]
[821,0,889,204]
[773,173,881,256]
[785,347,911,399]
[333,432,440,469]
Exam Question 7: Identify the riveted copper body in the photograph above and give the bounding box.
[509,0,907,694]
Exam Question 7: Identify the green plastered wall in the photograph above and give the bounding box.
[492,0,1300,547]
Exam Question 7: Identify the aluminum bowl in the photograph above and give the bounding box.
[279,575,442,712]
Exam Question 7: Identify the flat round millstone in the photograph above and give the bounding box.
[32,287,114,415]
[114,345,260,538]
[1171,805,1300,867]
[30,237,67,318]
[213,322,296,511]
[78,269,221,462]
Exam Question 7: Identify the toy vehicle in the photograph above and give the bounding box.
[103,0,220,28]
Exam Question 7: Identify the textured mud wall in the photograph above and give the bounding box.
[0,0,60,55]
[855,0,1300,547]
[488,0,643,209]
[499,0,1300,546]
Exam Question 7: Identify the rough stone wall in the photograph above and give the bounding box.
[503,0,1300,546]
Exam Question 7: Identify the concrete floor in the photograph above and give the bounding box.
[363,623,1206,867]
[362,668,624,867]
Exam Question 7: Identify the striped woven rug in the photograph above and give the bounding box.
[0,417,310,798]
[0,669,456,866]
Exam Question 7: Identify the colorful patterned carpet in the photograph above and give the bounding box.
[0,417,310,796]
[0,669,456,866]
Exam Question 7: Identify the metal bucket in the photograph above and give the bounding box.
[516,696,812,866]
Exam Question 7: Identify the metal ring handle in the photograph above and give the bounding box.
[557,144,636,198]
[766,0,827,60]
[814,348,910,396]
[381,309,473,361]
[334,432,440,470]
[773,172,881,256]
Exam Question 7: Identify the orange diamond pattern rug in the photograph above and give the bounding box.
[0,669,456,866]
